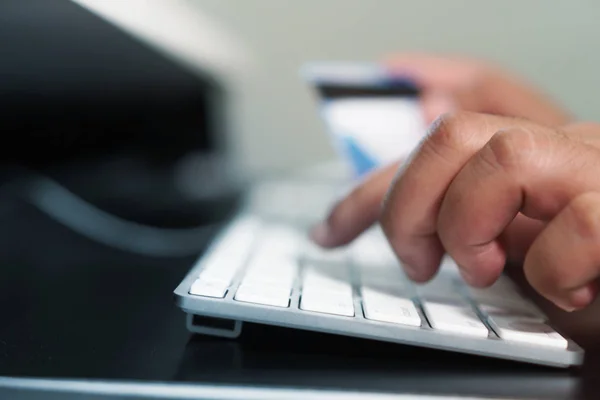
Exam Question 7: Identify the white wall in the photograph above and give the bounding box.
[189,0,600,176]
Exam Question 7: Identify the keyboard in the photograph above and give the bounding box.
[174,178,584,368]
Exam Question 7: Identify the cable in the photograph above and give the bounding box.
[2,168,223,258]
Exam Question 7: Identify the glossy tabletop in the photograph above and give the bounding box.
[0,201,598,399]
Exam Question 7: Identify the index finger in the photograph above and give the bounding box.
[380,112,526,281]
[310,161,400,248]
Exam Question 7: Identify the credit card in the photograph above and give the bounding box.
[302,62,427,177]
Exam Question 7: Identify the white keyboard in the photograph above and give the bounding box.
[174,178,583,368]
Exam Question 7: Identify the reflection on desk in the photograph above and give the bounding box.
[174,323,579,400]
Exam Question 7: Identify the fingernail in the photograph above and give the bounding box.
[558,304,576,313]
[309,223,334,247]
[403,263,420,280]
[568,285,596,310]
[553,285,596,312]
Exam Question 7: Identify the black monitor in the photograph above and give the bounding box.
[0,0,236,228]
[0,0,224,166]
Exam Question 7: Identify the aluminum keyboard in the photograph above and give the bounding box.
[174,179,584,367]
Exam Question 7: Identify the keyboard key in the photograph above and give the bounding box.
[487,315,568,349]
[361,288,421,327]
[422,301,489,338]
[478,302,545,321]
[243,261,297,288]
[197,216,259,285]
[234,283,292,308]
[300,267,354,316]
[206,216,259,257]
[259,224,302,257]
[416,275,464,302]
[351,227,398,268]
[468,275,520,302]
[303,240,349,264]
[300,292,355,317]
[235,241,298,308]
[248,181,339,221]
[189,278,229,298]
[360,277,412,296]
[302,267,353,297]
[244,237,299,282]
[467,278,545,320]
[197,253,242,284]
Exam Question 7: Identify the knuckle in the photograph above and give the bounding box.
[423,111,475,159]
[482,128,539,171]
[567,192,600,240]
[427,112,466,146]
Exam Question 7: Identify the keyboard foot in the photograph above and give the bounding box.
[186,313,243,339]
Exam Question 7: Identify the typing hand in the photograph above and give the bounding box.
[311,111,600,312]
[309,54,570,254]
[383,53,570,126]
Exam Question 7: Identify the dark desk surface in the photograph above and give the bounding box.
[0,201,599,399]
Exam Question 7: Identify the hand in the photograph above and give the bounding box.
[311,111,600,312]
[310,54,571,252]
[383,53,571,126]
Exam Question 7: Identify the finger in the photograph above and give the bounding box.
[380,112,520,282]
[499,213,545,264]
[524,192,600,311]
[310,161,400,248]
[497,121,600,263]
[438,126,600,287]
[563,122,600,149]
[383,54,570,126]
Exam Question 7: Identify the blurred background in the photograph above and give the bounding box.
[184,0,600,175]
[1,0,599,253]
